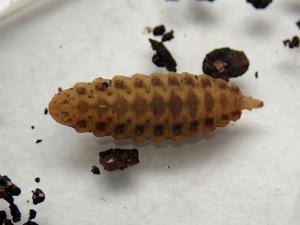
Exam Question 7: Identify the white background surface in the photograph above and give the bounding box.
[0,0,300,224]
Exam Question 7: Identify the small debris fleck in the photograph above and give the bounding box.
[144,26,152,34]
[58,87,63,92]
[297,20,300,29]
[28,209,37,220]
[23,221,39,225]
[283,36,300,49]
[162,30,174,42]
[35,139,42,144]
[34,177,40,183]
[149,38,177,72]
[202,47,249,81]
[0,210,7,222]
[32,188,45,205]
[246,0,272,9]
[254,71,258,79]
[153,25,166,36]
[44,108,48,115]
[31,126,35,129]
[10,203,21,222]
[99,148,140,171]
[91,166,100,175]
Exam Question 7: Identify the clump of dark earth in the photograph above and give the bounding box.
[91,166,100,175]
[99,148,140,171]
[162,30,174,42]
[153,25,166,36]
[28,209,37,220]
[149,38,177,72]
[35,139,42,144]
[32,188,45,205]
[296,20,300,29]
[202,47,250,81]
[283,36,300,49]
[246,0,272,9]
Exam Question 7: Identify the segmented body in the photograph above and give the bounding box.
[49,73,263,142]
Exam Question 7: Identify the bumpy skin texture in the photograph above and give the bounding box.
[49,73,263,142]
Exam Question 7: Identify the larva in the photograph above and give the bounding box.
[48,73,263,142]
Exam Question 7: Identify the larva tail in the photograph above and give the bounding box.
[240,96,264,110]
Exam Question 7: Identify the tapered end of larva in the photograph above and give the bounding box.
[240,96,264,110]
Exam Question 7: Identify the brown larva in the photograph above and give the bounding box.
[48,72,263,143]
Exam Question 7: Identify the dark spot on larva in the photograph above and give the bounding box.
[61,99,69,104]
[107,92,112,96]
[133,95,148,115]
[67,118,72,122]
[134,79,145,88]
[168,76,180,86]
[183,76,195,86]
[219,94,227,110]
[151,76,163,86]
[204,117,215,128]
[114,124,126,134]
[113,97,128,116]
[154,124,164,136]
[114,80,127,89]
[77,120,87,128]
[169,91,182,118]
[146,119,151,123]
[127,119,132,123]
[218,82,227,90]
[231,86,240,94]
[222,114,230,121]
[189,120,200,132]
[187,91,199,118]
[96,99,109,115]
[76,87,87,95]
[173,123,183,136]
[151,94,165,117]
[96,81,109,91]
[204,92,214,113]
[134,125,145,136]
[78,101,89,112]
[201,79,212,88]
[231,111,242,119]
[61,111,69,117]
[96,122,106,131]
[107,117,112,121]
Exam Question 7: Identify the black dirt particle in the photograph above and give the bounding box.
[58,87,63,92]
[202,47,249,81]
[99,148,139,171]
[283,36,300,49]
[35,139,42,144]
[297,20,300,29]
[34,177,40,183]
[0,210,7,222]
[31,126,35,129]
[162,30,174,42]
[32,188,45,205]
[10,203,21,222]
[255,71,258,79]
[149,38,177,72]
[153,25,166,36]
[23,221,39,225]
[44,108,48,115]
[91,166,100,175]
[246,0,272,9]
[28,209,37,220]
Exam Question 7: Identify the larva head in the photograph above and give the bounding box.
[48,88,78,127]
